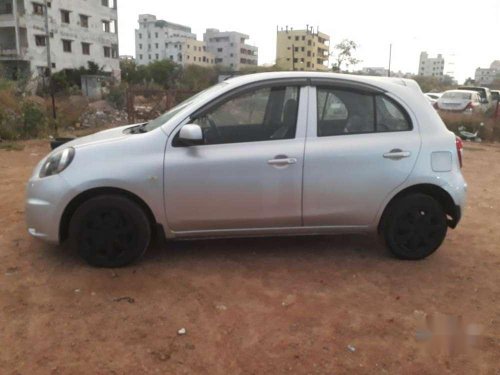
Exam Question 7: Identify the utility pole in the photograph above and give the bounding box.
[388,43,392,77]
[43,0,57,133]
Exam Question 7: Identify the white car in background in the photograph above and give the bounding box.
[436,90,483,114]
[424,92,442,104]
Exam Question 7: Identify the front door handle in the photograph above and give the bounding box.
[383,149,411,160]
[267,157,297,166]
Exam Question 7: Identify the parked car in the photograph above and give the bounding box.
[491,90,500,104]
[26,72,467,267]
[435,89,483,113]
[457,86,493,112]
[424,92,442,104]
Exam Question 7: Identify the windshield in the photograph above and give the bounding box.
[442,92,471,100]
[144,82,229,132]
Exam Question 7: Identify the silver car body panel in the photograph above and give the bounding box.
[25,72,467,243]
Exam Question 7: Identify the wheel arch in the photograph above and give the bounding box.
[59,187,158,242]
[378,183,460,234]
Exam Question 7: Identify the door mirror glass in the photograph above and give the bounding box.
[179,124,203,145]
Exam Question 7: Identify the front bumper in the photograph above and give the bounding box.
[26,174,74,244]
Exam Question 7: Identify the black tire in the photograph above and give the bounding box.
[68,195,151,267]
[383,193,447,260]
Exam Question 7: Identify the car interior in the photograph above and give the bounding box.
[187,85,300,145]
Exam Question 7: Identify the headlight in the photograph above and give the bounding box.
[39,147,75,178]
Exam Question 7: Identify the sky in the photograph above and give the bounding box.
[117,0,500,83]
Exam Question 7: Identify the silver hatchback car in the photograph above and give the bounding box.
[26,72,467,267]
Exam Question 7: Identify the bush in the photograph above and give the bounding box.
[106,84,127,110]
[21,101,47,138]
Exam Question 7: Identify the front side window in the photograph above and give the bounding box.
[316,87,411,136]
[186,85,300,145]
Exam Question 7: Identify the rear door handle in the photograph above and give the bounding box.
[383,149,411,160]
[267,157,297,166]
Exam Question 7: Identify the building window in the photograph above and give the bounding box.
[62,39,72,53]
[102,20,110,32]
[101,0,111,6]
[155,43,158,48]
[155,53,159,59]
[217,48,223,52]
[103,46,111,57]
[35,35,46,47]
[302,36,305,41]
[294,47,298,52]
[295,36,299,41]
[80,14,89,28]
[148,54,151,60]
[60,9,70,23]
[82,42,90,55]
[139,43,142,49]
[138,33,142,39]
[139,54,143,59]
[32,2,44,15]
[155,32,158,38]
[2,2,13,14]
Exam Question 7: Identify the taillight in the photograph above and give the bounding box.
[464,101,474,111]
[455,136,463,168]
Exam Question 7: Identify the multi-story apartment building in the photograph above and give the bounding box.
[418,52,445,77]
[474,60,500,86]
[276,26,330,71]
[0,0,120,79]
[135,14,215,67]
[203,28,258,71]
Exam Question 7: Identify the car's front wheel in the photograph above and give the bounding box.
[383,193,448,260]
[69,195,151,267]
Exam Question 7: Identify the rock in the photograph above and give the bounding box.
[347,344,356,353]
[113,296,135,303]
[74,289,81,293]
[177,328,187,336]
[282,294,296,307]
[215,304,227,311]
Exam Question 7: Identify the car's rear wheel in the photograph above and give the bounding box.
[383,194,447,260]
[69,195,151,267]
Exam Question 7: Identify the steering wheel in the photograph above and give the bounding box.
[206,114,222,143]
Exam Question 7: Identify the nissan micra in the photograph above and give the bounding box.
[26,72,467,267]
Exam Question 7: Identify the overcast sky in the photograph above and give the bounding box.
[117,0,500,82]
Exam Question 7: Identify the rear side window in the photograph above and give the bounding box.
[375,96,412,132]
[316,87,412,136]
[317,88,374,136]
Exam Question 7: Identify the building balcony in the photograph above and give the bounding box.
[0,46,28,60]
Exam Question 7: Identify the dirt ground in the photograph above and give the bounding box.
[1,140,499,374]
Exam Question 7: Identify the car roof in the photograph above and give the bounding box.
[223,71,421,93]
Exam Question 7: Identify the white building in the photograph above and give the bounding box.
[418,52,445,77]
[203,28,258,71]
[135,15,214,67]
[474,60,499,86]
[0,0,120,79]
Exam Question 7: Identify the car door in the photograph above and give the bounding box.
[163,82,308,233]
[303,83,421,227]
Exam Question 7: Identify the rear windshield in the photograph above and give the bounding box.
[442,92,472,100]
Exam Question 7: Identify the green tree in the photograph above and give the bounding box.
[331,40,361,72]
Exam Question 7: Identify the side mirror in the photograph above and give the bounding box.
[179,124,203,146]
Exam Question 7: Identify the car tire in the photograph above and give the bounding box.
[69,195,151,267]
[383,193,447,260]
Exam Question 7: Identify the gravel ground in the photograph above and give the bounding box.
[0,140,499,374]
